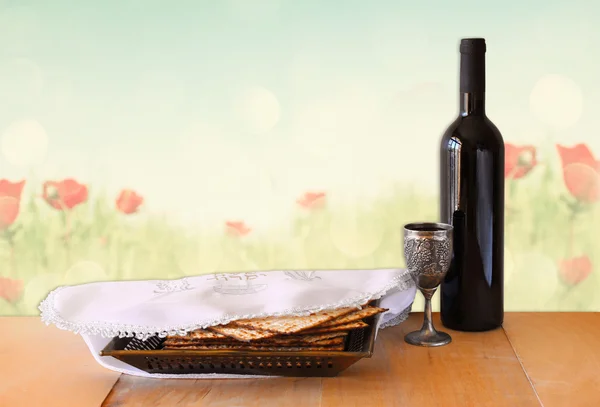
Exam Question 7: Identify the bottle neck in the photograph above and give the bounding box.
[459,49,486,117]
[460,92,485,116]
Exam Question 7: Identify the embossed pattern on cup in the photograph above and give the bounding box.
[404,229,452,290]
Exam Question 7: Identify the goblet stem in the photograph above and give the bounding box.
[404,286,451,347]
[420,288,437,336]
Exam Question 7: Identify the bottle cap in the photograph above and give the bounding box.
[460,38,486,54]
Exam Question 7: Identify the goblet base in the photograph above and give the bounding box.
[404,330,452,347]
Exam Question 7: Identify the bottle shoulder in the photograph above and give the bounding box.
[441,115,504,150]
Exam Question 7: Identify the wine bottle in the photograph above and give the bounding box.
[439,38,504,332]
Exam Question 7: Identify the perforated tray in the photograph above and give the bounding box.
[100,304,382,377]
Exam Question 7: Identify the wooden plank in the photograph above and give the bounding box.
[103,313,540,406]
[503,313,600,407]
[102,376,322,407]
[320,312,540,407]
[0,317,120,407]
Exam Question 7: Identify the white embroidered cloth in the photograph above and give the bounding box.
[39,268,416,379]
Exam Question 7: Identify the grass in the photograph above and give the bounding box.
[1,162,599,316]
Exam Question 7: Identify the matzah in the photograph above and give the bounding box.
[208,325,278,341]
[260,336,345,346]
[164,332,347,347]
[161,305,379,352]
[302,320,368,334]
[317,306,388,328]
[292,332,348,343]
[250,331,348,344]
[231,307,357,334]
[188,329,227,340]
[162,344,345,351]
[164,336,345,348]
[163,338,238,346]
[164,329,228,342]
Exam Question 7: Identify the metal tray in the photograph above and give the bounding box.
[100,304,382,377]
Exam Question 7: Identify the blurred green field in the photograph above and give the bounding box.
[1,149,599,315]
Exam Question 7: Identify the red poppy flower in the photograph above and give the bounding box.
[225,221,251,237]
[558,256,593,286]
[296,192,326,209]
[505,144,537,179]
[116,189,144,214]
[0,179,25,230]
[0,277,23,303]
[42,179,88,210]
[556,144,600,203]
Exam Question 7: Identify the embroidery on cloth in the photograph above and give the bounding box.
[209,272,268,295]
[153,278,194,294]
[283,270,321,281]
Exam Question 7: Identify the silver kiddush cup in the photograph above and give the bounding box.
[403,222,453,347]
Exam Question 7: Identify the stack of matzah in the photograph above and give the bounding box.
[162,304,388,351]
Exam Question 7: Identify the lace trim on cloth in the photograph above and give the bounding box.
[39,270,414,340]
[379,303,413,329]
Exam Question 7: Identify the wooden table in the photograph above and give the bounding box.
[1,313,598,407]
